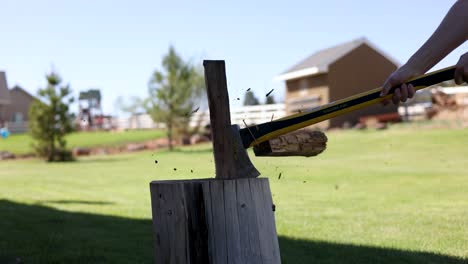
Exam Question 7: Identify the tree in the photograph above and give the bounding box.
[115,96,145,129]
[29,71,74,162]
[145,46,204,150]
[243,90,260,106]
[265,95,276,104]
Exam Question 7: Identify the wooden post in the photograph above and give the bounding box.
[150,60,280,264]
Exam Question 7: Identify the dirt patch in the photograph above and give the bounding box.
[3,136,209,161]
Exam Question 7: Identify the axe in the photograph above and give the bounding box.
[203,61,455,179]
[241,65,455,157]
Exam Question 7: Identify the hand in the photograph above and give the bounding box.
[454,52,468,85]
[380,65,422,105]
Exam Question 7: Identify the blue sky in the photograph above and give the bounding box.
[1,0,466,115]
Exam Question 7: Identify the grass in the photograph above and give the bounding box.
[0,127,467,263]
[0,129,165,155]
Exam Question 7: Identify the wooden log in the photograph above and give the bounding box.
[150,178,281,264]
[253,129,327,157]
[203,60,259,179]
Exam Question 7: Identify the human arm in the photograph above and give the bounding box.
[381,0,468,104]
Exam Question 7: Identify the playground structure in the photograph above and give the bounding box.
[77,89,112,130]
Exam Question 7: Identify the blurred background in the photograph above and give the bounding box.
[0,1,467,263]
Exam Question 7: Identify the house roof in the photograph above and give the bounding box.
[276,37,400,81]
[0,72,11,105]
[10,85,37,101]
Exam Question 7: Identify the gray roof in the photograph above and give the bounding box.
[0,72,11,105]
[284,38,367,74]
[11,85,36,100]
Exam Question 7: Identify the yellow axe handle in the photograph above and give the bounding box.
[239,65,456,148]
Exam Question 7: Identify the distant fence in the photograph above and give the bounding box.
[114,104,286,130]
[6,121,28,133]
[231,103,286,126]
[4,104,287,132]
[111,115,164,130]
[398,103,432,121]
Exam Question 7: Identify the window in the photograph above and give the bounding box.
[12,112,23,123]
[299,79,308,96]
[288,95,322,113]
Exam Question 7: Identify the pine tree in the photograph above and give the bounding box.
[243,90,260,106]
[29,71,74,161]
[145,46,204,150]
[265,95,276,104]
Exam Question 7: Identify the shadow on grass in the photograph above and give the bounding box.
[38,200,115,205]
[0,199,465,264]
[278,238,466,264]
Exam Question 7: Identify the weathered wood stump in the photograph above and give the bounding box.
[150,178,280,264]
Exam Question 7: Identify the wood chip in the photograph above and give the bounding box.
[191,106,200,114]
[265,89,274,97]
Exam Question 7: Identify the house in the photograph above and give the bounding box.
[0,72,11,127]
[5,86,36,125]
[276,37,399,128]
[0,71,37,133]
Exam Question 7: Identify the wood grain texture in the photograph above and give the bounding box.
[150,182,189,263]
[223,179,243,263]
[254,129,327,157]
[250,179,281,263]
[203,60,259,179]
[150,178,280,264]
[236,179,262,264]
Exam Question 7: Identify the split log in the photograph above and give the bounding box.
[254,129,327,157]
[203,60,259,179]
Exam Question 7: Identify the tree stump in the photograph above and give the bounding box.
[150,178,280,264]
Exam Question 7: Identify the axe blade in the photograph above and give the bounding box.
[231,125,260,177]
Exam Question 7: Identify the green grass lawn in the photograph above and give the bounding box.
[0,127,467,263]
[0,129,165,155]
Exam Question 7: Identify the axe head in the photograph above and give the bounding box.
[231,124,260,178]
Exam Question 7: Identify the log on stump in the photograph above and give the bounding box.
[254,129,327,157]
[150,178,281,264]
